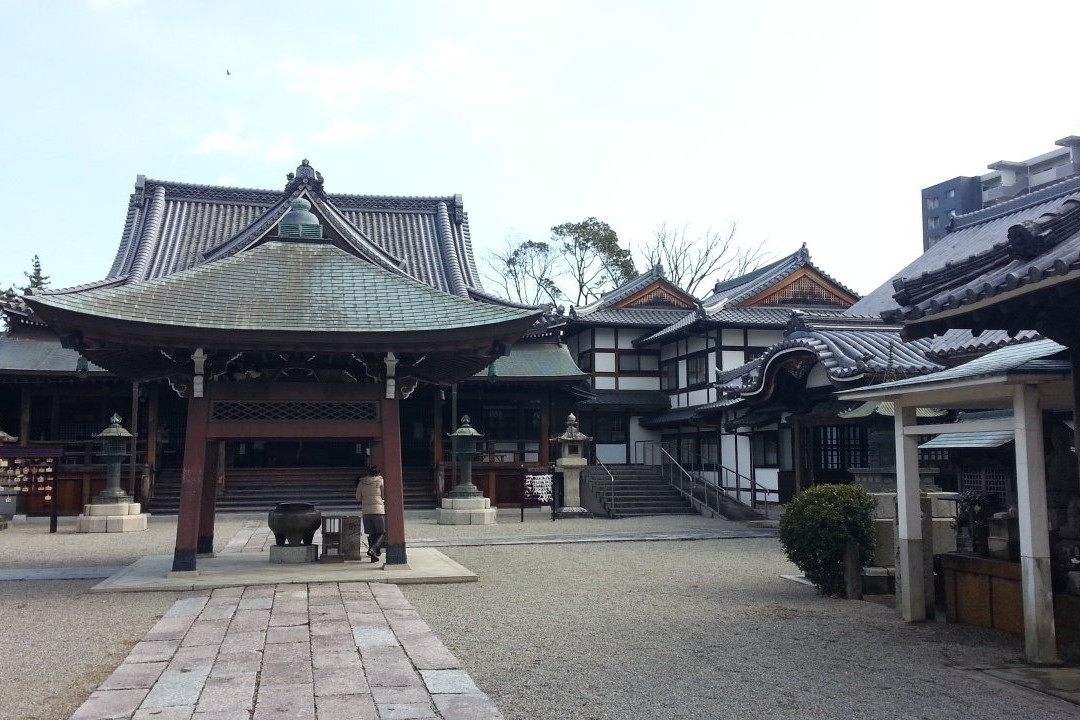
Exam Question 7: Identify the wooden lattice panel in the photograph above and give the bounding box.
[212,401,379,422]
[757,275,849,307]
[626,288,693,308]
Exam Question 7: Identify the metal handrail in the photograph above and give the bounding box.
[584,451,617,517]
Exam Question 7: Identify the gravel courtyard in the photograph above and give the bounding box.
[1,512,1077,720]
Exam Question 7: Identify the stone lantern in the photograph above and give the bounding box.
[94,413,133,503]
[77,413,148,533]
[550,413,592,518]
[437,415,497,525]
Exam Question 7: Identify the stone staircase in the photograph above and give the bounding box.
[583,465,765,521]
[583,465,697,517]
[146,467,438,515]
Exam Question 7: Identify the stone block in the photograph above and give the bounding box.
[127,502,142,515]
[88,502,128,516]
[77,515,108,533]
[436,509,474,525]
[469,509,497,525]
[932,517,957,554]
[872,519,895,568]
[269,544,319,563]
[868,493,895,520]
[926,492,959,519]
[443,497,489,510]
[107,513,148,532]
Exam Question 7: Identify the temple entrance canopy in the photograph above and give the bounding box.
[25,162,543,570]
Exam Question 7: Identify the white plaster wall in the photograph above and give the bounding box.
[594,352,616,372]
[720,433,738,470]
[594,376,616,390]
[805,362,830,389]
[721,350,745,371]
[748,329,783,346]
[617,329,637,349]
[629,418,661,464]
[687,388,710,406]
[721,329,743,345]
[751,467,780,504]
[594,328,616,349]
[619,376,660,390]
[596,444,626,465]
[687,337,708,354]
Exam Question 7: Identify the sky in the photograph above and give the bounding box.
[3,0,1080,300]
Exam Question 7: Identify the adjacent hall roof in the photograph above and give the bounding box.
[473,343,586,382]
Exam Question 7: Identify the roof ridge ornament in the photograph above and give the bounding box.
[278,197,323,240]
[285,159,326,198]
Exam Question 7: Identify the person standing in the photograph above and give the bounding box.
[355,465,386,562]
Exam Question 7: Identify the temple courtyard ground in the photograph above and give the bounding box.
[1,511,1077,719]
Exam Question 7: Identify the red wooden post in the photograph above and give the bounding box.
[197,440,218,555]
[382,395,407,565]
[173,396,209,571]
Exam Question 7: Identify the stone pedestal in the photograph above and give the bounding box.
[342,515,365,561]
[269,544,319,563]
[554,456,589,518]
[438,495,496,525]
[76,502,149,533]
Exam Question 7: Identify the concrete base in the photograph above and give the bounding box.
[862,566,896,595]
[438,496,496,525]
[77,512,149,533]
[554,506,592,519]
[269,544,319,564]
[85,502,143,516]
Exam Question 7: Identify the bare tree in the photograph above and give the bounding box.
[483,235,564,306]
[639,221,766,296]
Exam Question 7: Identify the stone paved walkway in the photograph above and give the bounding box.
[69,582,502,720]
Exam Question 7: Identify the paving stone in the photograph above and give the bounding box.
[274,585,308,598]
[229,609,271,632]
[219,629,266,654]
[369,584,411,609]
[210,587,245,599]
[128,640,181,664]
[311,633,357,652]
[272,599,309,614]
[142,665,212,708]
[145,616,198,641]
[432,692,504,720]
[313,693,377,720]
[310,605,347,621]
[311,649,362,670]
[347,612,388,629]
[210,651,263,678]
[398,633,460,670]
[313,666,370,696]
[268,611,309,628]
[98,661,168,690]
[241,586,275,599]
[182,620,229,647]
[310,620,352,637]
[261,661,314,686]
[266,624,309,644]
[169,645,218,672]
[193,707,252,719]
[375,702,437,719]
[337,582,374,597]
[166,597,210,618]
[238,597,273,610]
[133,706,195,719]
[420,669,478,694]
[70,688,149,719]
[371,687,429,704]
[308,583,339,596]
[343,601,381,615]
[352,627,397,649]
[200,603,238,621]
[252,682,315,719]
[195,672,256,713]
[263,640,310,664]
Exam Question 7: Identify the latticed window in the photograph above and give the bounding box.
[759,276,843,307]
[686,355,708,386]
[661,361,679,391]
[960,467,1009,500]
[814,425,868,471]
[626,289,688,308]
[211,401,379,422]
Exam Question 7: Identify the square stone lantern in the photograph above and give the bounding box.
[550,413,592,518]
[76,414,149,533]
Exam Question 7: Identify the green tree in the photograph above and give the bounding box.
[21,255,50,292]
[484,235,564,306]
[551,218,635,305]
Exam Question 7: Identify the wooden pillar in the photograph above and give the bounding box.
[432,391,444,496]
[19,387,31,446]
[894,404,925,622]
[146,385,159,501]
[540,390,550,465]
[197,440,219,556]
[1071,348,1080,497]
[129,382,139,497]
[1013,383,1060,664]
[791,416,804,494]
[173,395,209,571]
[382,395,408,565]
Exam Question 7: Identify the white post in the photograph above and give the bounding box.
[894,404,925,621]
[1013,384,1060,664]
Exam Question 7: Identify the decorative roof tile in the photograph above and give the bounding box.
[472,343,585,381]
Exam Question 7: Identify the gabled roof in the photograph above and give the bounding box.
[702,244,859,307]
[0,332,106,375]
[106,163,482,296]
[571,265,695,318]
[472,342,586,382]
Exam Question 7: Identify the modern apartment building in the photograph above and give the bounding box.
[921,135,1080,250]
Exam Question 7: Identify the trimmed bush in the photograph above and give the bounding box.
[779,483,876,597]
